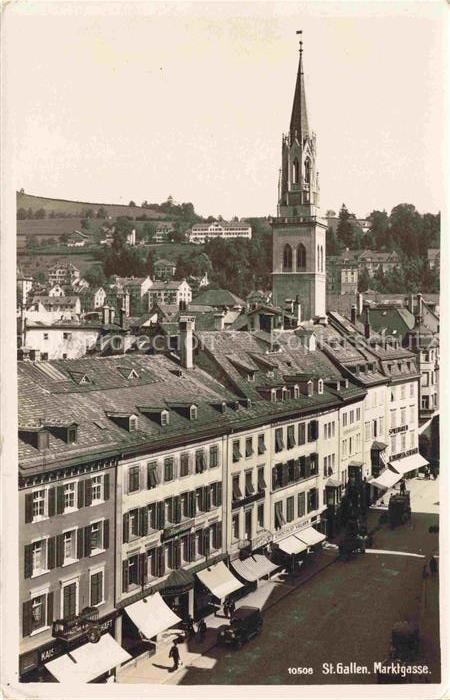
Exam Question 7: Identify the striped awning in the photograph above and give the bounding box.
[231,554,278,582]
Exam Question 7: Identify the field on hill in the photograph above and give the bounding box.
[17,218,84,240]
[17,252,102,277]
[17,192,166,221]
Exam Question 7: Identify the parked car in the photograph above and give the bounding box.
[217,606,263,648]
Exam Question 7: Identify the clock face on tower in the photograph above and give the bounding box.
[272,40,326,322]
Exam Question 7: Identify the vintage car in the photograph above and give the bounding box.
[217,606,263,649]
[388,493,412,529]
[52,606,101,644]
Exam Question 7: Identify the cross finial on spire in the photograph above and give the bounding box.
[296,30,303,53]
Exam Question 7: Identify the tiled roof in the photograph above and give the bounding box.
[192,289,245,307]
[149,280,188,291]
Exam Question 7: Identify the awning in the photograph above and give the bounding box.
[125,592,181,640]
[326,477,342,488]
[45,633,131,683]
[196,561,243,599]
[297,526,326,547]
[231,554,278,582]
[277,534,308,555]
[389,453,429,476]
[370,468,401,490]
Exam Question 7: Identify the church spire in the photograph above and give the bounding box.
[289,32,309,143]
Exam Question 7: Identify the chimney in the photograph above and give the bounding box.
[179,316,195,369]
[356,292,363,316]
[110,307,115,325]
[214,312,225,331]
[363,303,371,339]
[351,304,357,325]
[294,295,302,325]
[409,294,415,314]
[415,292,423,326]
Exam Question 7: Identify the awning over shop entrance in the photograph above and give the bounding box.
[125,592,181,640]
[370,468,401,490]
[45,633,131,683]
[296,526,326,547]
[389,453,429,476]
[276,534,308,555]
[231,554,278,582]
[196,561,243,599]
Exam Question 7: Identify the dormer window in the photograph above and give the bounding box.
[38,430,49,451]
[106,411,139,432]
[318,379,324,395]
[282,387,289,401]
[294,385,300,399]
[248,372,255,382]
[161,410,170,427]
[129,416,137,432]
[307,381,313,397]
[67,426,77,444]
[267,370,274,378]
[271,388,277,402]
[190,405,198,421]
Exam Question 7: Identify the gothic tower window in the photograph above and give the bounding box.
[320,245,324,272]
[283,244,293,272]
[292,158,299,185]
[304,157,311,185]
[297,244,306,270]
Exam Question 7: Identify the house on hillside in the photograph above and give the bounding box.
[187,221,252,244]
[48,261,81,286]
[146,280,192,307]
[48,284,65,298]
[427,248,440,270]
[153,222,174,243]
[153,259,176,281]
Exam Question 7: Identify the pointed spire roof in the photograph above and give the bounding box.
[290,41,309,143]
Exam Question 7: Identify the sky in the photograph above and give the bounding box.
[3,1,446,219]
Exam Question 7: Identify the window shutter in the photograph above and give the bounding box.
[103,519,109,550]
[77,528,84,559]
[123,513,130,544]
[217,482,222,506]
[139,507,148,537]
[139,553,146,585]
[47,591,54,626]
[77,481,85,509]
[189,533,195,562]
[157,502,165,529]
[174,496,181,524]
[47,536,56,569]
[272,467,277,490]
[103,474,110,501]
[84,479,92,507]
[24,544,33,579]
[281,464,289,487]
[25,494,33,523]
[55,534,64,567]
[204,486,211,512]
[305,456,311,478]
[48,487,56,517]
[22,600,33,637]
[189,491,196,517]
[167,541,174,569]
[56,486,65,515]
[84,525,92,557]
[159,546,166,577]
[122,560,129,593]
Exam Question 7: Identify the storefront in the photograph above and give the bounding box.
[272,522,326,571]
[195,561,243,615]
[19,611,121,683]
[124,592,182,652]
[230,553,279,584]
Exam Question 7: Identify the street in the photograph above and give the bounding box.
[177,478,440,686]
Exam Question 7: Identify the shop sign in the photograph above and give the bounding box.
[251,531,273,549]
[38,611,118,664]
[38,641,61,664]
[273,519,310,543]
[162,519,195,541]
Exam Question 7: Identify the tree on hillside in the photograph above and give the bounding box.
[326,226,340,255]
[421,213,440,254]
[370,210,392,250]
[358,266,370,293]
[96,207,107,219]
[129,201,136,207]
[84,265,106,287]
[34,208,46,219]
[145,250,155,277]
[142,221,157,242]
[389,204,422,257]
[17,208,28,220]
[336,204,354,249]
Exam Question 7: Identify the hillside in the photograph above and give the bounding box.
[17,192,166,221]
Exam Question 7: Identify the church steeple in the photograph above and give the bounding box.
[278,34,319,219]
[289,37,309,144]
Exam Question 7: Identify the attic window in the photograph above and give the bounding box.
[294,385,300,399]
[307,381,313,397]
[79,375,91,385]
[38,430,49,450]
[267,370,274,378]
[128,369,139,380]
[129,416,138,432]
[190,405,198,421]
[271,388,277,402]
[282,387,289,401]
[318,379,324,395]
[67,426,77,444]
[161,410,170,427]
[248,372,255,382]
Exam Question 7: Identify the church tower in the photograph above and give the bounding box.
[272,35,326,321]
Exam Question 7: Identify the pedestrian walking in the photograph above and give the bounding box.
[169,640,181,671]
[400,479,406,495]
[197,618,207,642]
[430,555,438,575]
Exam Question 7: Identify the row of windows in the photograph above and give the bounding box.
[391,431,415,455]
[272,454,319,491]
[391,383,415,402]
[123,524,222,590]
[232,467,266,501]
[274,488,319,529]
[342,407,361,427]
[127,447,219,493]
[23,570,105,637]
[24,520,108,579]
[232,435,265,462]
[274,421,319,453]
[341,433,361,460]
[123,484,222,542]
[231,504,265,541]
[364,417,384,441]
[25,475,108,524]
[323,453,336,477]
[323,421,336,440]
[390,406,415,429]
